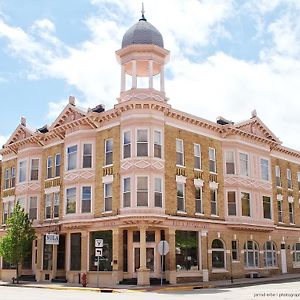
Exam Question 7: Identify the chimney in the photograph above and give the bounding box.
[69,96,76,106]
[21,116,26,126]
[251,109,257,118]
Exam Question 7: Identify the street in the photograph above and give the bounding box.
[1,281,300,300]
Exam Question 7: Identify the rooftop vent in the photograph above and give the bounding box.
[91,104,105,113]
[69,96,76,106]
[216,116,234,126]
[37,124,49,134]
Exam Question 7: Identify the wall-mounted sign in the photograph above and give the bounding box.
[45,233,59,245]
[95,239,103,248]
[95,248,103,257]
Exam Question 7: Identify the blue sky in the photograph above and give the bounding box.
[1,0,300,149]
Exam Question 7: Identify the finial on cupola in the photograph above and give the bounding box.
[140,2,147,21]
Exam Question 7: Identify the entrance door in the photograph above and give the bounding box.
[133,246,156,276]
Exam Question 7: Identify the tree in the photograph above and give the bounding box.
[0,202,36,283]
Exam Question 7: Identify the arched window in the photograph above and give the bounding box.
[212,239,225,269]
[292,243,300,262]
[244,241,259,268]
[264,241,277,267]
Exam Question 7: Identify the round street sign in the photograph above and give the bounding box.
[157,240,169,255]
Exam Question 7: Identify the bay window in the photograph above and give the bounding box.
[19,160,27,183]
[123,131,131,159]
[154,130,162,158]
[154,178,162,207]
[81,186,91,213]
[67,145,77,170]
[30,158,39,181]
[137,129,148,156]
[137,176,148,206]
[241,192,250,217]
[225,151,235,174]
[260,158,269,180]
[66,187,76,214]
[240,153,249,176]
[123,177,131,207]
[83,144,92,168]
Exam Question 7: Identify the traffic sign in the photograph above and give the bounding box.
[157,240,169,255]
[95,239,103,248]
[95,248,103,257]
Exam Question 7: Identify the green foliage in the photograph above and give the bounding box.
[0,202,36,279]
[175,231,197,248]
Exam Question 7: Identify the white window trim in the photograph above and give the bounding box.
[103,182,113,212]
[64,186,77,215]
[122,129,132,159]
[82,143,93,168]
[153,129,163,159]
[54,153,61,177]
[136,175,149,207]
[65,144,79,171]
[154,176,164,208]
[18,159,28,184]
[136,128,149,157]
[260,158,270,181]
[104,138,113,167]
[224,150,235,175]
[209,147,217,173]
[176,138,184,167]
[239,152,250,177]
[122,176,131,208]
[241,191,251,217]
[81,185,93,214]
[193,143,202,170]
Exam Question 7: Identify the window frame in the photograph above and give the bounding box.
[244,241,259,268]
[136,129,149,157]
[82,144,93,168]
[66,187,77,214]
[211,239,226,269]
[264,241,277,268]
[194,143,201,170]
[275,165,281,187]
[104,182,113,212]
[227,191,237,216]
[18,160,27,183]
[123,177,131,208]
[209,147,216,173]
[154,177,163,208]
[195,186,203,214]
[263,196,272,219]
[123,130,131,159]
[81,186,92,213]
[239,152,249,177]
[260,158,269,181]
[55,153,61,177]
[104,139,113,166]
[30,158,39,181]
[210,189,218,216]
[287,168,293,189]
[289,201,294,224]
[277,199,283,223]
[176,182,185,212]
[241,191,251,217]
[67,145,78,171]
[225,150,235,175]
[154,130,162,159]
[176,139,184,166]
[136,176,149,207]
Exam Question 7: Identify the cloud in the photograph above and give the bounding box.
[0,0,300,151]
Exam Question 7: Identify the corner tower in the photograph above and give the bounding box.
[116,6,170,103]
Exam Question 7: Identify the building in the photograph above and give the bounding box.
[1,11,300,285]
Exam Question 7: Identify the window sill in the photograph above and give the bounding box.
[177,210,187,215]
[195,212,204,216]
[176,165,186,169]
[194,168,203,172]
[232,261,240,264]
[210,214,219,218]
[276,186,282,189]
[103,164,113,168]
[45,176,60,181]
[102,210,113,215]
[212,269,228,273]
[3,187,15,191]
[209,172,218,175]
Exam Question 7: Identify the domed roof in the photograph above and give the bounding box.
[122,16,164,49]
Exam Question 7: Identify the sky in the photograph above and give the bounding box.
[0,0,300,151]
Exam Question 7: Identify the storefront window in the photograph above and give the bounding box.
[175,231,198,271]
[212,239,225,269]
[89,231,112,271]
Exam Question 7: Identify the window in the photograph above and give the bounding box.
[209,147,216,173]
[176,139,184,166]
[293,243,300,263]
[264,241,277,267]
[67,145,77,170]
[210,189,218,215]
[275,166,281,187]
[137,177,148,206]
[4,168,9,189]
[297,172,300,190]
[123,131,131,159]
[11,167,15,188]
[195,187,203,214]
[194,144,201,170]
[19,160,27,182]
[227,191,236,216]
[47,156,52,179]
[54,192,59,218]
[244,241,259,268]
[289,202,294,224]
[260,159,269,181]
[45,194,52,219]
[104,183,112,211]
[55,154,61,177]
[278,199,283,223]
[287,168,292,189]
[225,151,235,174]
[263,196,271,219]
[30,159,39,181]
[137,129,148,156]
[18,197,26,210]
[123,178,131,207]
[154,178,162,207]
[70,233,81,270]
[66,187,76,214]
[105,139,113,165]
[154,130,162,158]
[2,202,10,224]
[239,153,249,176]
[82,186,91,213]
[89,231,112,271]
[175,231,198,271]
[83,144,92,168]
[232,241,238,261]
[212,239,225,269]
[241,192,250,217]
[177,183,185,211]
[29,197,37,220]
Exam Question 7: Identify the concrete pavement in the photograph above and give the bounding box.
[1,273,300,293]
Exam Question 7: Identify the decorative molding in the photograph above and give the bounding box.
[194,178,204,187]
[224,176,272,191]
[277,194,283,201]
[176,175,187,184]
[209,181,219,190]
[288,196,294,203]
[16,182,41,193]
[102,175,114,184]
[64,169,95,181]
[121,159,164,171]
[45,186,60,195]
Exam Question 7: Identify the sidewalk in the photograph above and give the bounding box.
[1,273,300,293]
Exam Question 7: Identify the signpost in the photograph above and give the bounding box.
[95,239,103,287]
[157,240,169,286]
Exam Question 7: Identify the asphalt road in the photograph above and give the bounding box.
[1,281,300,300]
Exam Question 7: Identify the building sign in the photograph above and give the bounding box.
[95,248,103,257]
[95,239,103,248]
[45,233,59,245]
